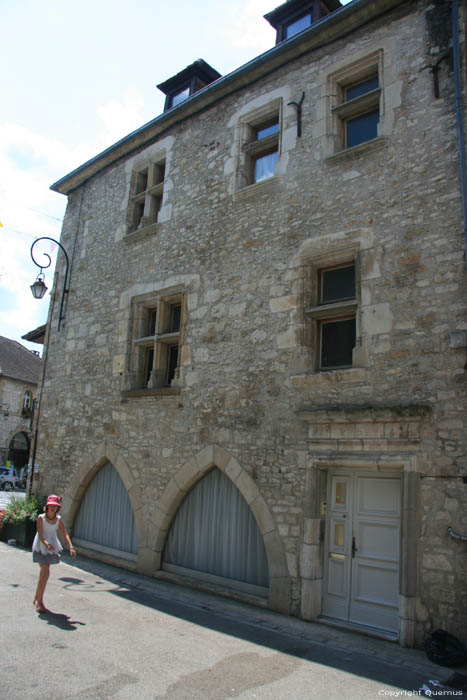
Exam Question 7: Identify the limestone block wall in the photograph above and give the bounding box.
[0,378,35,465]
[36,0,467,645]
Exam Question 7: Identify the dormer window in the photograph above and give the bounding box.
[170,85,191,109]
[264,0,342,45]
[284,12,312,39]
[157,59,221,112]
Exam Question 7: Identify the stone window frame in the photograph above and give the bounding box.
[126,157,167,236]
[21,389,33,418]
[305,246,361,372]
[122,285,186,398]
[326,50,384,156]
[236,98,283,192]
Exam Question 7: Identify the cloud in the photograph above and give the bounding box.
[96,88,146,147]
[0,88,147,348]
[221,0,276,52]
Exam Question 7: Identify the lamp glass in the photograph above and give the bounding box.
[30,278,48,299]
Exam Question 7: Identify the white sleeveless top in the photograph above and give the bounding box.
[32,514,63,555]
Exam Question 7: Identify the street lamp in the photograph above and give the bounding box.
[30,237,69,331]
[30,272,48,299]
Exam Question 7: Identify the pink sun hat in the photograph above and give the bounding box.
[46,495,62,508]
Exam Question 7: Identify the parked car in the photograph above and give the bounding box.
[0,467,18,491]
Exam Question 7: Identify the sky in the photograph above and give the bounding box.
[0,0,349,354]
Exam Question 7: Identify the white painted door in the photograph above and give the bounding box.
[322,472,401,634]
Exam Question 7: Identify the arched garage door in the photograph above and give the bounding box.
[162,468,269,596]
[73,462,138,562]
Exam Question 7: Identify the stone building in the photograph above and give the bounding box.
[0,336,41,475]
[36,0,467,647]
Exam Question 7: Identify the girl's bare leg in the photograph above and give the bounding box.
[34,564,50,611]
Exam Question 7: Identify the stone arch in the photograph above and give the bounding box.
[7,430,30,470]
[151,445,291,613]
[62,441,145,568]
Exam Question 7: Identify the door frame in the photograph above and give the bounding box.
[322,469,402,636]
[300,458,421,646]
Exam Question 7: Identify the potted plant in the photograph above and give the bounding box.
[0,495,42,547]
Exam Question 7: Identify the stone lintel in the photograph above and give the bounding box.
[310,453,409,470]
[297,404,431,424]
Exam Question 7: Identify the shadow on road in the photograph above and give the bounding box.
[37,609,86,631]
[54,555,467,697]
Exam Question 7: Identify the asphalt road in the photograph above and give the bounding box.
[0,489,25,510]
[1,541,466,700]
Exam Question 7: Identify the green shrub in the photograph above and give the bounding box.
[1,495,42,525]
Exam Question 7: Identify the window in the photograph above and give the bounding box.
[242,112,280,186]
[284,12,312,39]
[306,262,358,370]
[126,290,184,392]
[157,60,222,112]
[328,53,382,153]
[341,75,380,148]
[22,390,32,417]
[127,159,166,233]
[264,0,339,45]
[169,85,190,109]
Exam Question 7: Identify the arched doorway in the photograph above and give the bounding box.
[7,432,30,473]
[73,461,138,562]
[162,468,269,596]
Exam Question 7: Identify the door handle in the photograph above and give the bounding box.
[352,536,358,558]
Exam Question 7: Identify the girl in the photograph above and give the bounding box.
[32,494,76,612]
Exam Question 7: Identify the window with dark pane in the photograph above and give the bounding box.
[345,76,379,101]
[148,309,157,336]
[133,201,145,229]
[320,317,356,369]
[145,348,154,386]
[170,304,181,333]
[167,345,179,385]
[346,110,379,148]
[343,74,379,148]
[135,169,148,195]
[320,264,355,304]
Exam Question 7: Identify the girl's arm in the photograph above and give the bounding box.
[58,518,76,557]
[37,515,53,552]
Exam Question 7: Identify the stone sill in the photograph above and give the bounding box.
[121,387,181,400]
[324,136,386,164]
[291,367,366,389]
[233,176,281,202]
[124,222,159,243]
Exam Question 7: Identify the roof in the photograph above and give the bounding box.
[50,0,408,196]
[157,59,222,95]
[0,336,42,384]
[264,0,342,28]
[22,324,46,345]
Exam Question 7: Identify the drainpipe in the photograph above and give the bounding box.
[452,0,467,262]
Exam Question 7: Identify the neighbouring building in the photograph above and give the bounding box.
[34,0,467,647]
[0,336,41,477]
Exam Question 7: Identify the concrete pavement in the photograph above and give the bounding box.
[1,541,466,700]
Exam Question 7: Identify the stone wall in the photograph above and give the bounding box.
[36,0,467,646]
[0,377,35,467]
